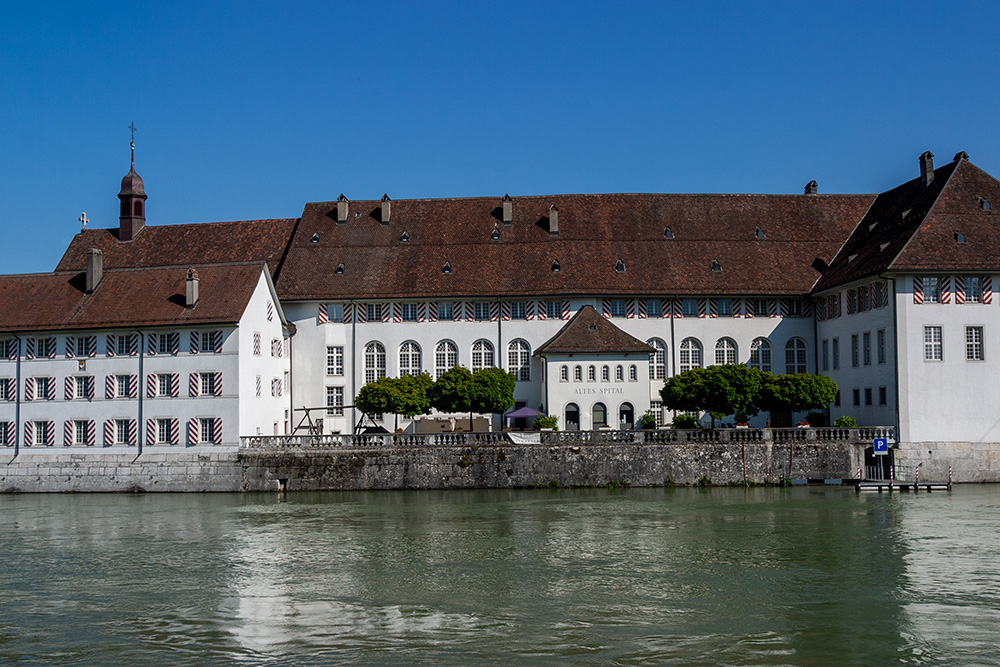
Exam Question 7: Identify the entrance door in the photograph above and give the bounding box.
[619,402,634,430]
[564,403,580,431]
[592,402,607,428]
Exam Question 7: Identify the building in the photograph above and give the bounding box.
[2,148,999,466]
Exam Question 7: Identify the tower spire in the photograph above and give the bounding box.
[118,122,147,241]
[128,122,136,168]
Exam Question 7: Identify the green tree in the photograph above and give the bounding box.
[429,366,474,415]
[354,374,434,431]
[755,373,838,415]
[660,365,764,427]
[354,376,398,428]
[470,367,516,417]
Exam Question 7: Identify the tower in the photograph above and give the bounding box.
[118,127,147,241]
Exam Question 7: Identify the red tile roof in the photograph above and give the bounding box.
[536,306,655,355]
[55,219,297,280]
[276,193,874,301]
[0,263,268,332]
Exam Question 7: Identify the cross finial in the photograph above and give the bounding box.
[128,122,137,168]
[79,212,88,231]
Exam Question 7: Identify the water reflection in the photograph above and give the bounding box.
[2,487,999,665]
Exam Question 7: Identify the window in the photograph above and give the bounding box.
[574,366,583,382]
[646,299,662,318]
[328,303,344,322]
[966,277,982,303]
[117,335,133,356]
[648,338,666,379]
[74,337,88,357]
[593,403,607,427]
[835,390,841,407]
[270,338,283,358]
[438,302,454,321]
[786,338,807,373]
[400,303,418,322]
[34,421,50,445]
[865,388,873,406]
[399,341,422,376]
[326,386,344,416]
[629,365,637,381]
[679,338,703,372]
[615,365,624,382]
[367,303,383,322]
[752,299,768,317]
[717,299,732,317]
[0,339,15,358]
[327,346,344,376]
[560,365,569,382]
[601,365,610,382]
[508,340,530,381]
[682,299,697,318]
[822,340,829,371]
[872,284,883,309]
[650,400,664,427]
[588,365,596,382]
[863,332,872,366]
[158,374,171,397]
[545,301,561,319]
[200,372,217,396]
[364,342,386,384]
[966,326,984,361]
[509,302,526,320]
[75,376,88,399]
[157,418,171,444]
[35,377,51,400]
[116,419,129,445]
[74,420,88,446]
[471,340,494,371]
[157,334,173,355]
[435,341,458,379]
[851,335,859,368]
[788,299,803,317]
[924,277,940,303]
[474,302,491,321]
[608,299,626,317]
[199,417,215,444]
[879,386,887,406]
[852,389,860,406]
[832,338,840,369]
[271,378,283,397]
[857,285,869,312]
[877,330,886,364]
[715,338,737,365]
[37,337,55,357]
[113,374,128,398]
[924,326,943,361]
[748,338,772,372]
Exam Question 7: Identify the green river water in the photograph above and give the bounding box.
[1,485,998,665]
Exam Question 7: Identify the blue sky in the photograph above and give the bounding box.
[2,1,999,274]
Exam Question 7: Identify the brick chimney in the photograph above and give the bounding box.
[549,204,559,235]
[85,248,103,293]
[185,268,199,308]
[381,194,391,224]
[920,151,935,189]
[336,194,349,224]
[502,194,512,226]
[804,180,818,195]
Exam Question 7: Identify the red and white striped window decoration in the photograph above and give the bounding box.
[698,299,709,318]
[266,300,274,321]
[65,336,76,358]
[767,299,778,318]
[343,303,355,324]
[490,302,501,322]
[24,377,35,401]
[940,276,952,304]
[253,332,261,356]
[318,303,328,324]
[562,301,571,320]
[913,276,924,304]
[3,421,14,445]
[271,378,282,397]
[984,276,994,304]
[190,331,201,354]
[256,375,262,397]
[847,290,857,315]
[271,338,282,357]
[64,377,74,400]
[626,299,637,319]
[23,421,33,447]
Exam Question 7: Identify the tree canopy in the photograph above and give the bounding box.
[354,374,434,430]
[755,373,838,414]
[428,366,475,414]
[469,366,516,415]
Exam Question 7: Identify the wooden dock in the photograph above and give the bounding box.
[855,481,951,493]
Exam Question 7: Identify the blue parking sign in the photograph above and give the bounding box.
[873,438,888,455]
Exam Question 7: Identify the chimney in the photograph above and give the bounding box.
[85,248,103,293]
[185,268,199,308]
[549,204,559,235]
[336,194,349,223]
[954,151,969,162]
[502,194,512,225]
[804,180,818,195]
[381,194,391,224]
[920,151,935,189]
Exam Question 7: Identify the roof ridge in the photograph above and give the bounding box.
[887,158,962,272]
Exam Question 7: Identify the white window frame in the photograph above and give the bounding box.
[364,342,386,384]
[399,341,422,377]
[507,340,530,382]
[115,419,129,445]
[74,420,88,446]
[679,338,703,373]
[715,338,737,365]
[924,326,943,361]
[437,302,454,321]
[509,302,526,320]
[199,417,215,444]
[327,346,344,376]
[648,338,666,379]
[157,418,171,444]
[471,340,494,372]
[545,301,561,319]
[435,341,458,379]
[158,373,171,397]
[966,326,984,361]
[326,386,344,416]
[748,338,771,373]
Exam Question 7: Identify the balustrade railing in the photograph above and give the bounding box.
[240,426,895,450]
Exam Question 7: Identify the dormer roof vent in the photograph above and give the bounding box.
[755,226,765,239]
[551,259,560,272]
[549,204,559,235]
[335,263,344,275]
[664,227,674,239]
[401,231,409,242]
[336,194,349,223]
[311,233,320,244]
[804,180,818,195]
[712,259,722,272]
[615,259,625,273]
[920,151,935,189]
[502,194,512,226]
[85,248,103,294]
[491,229,500,241]
[443,262,452,275]
[380,194,391,224]
[185,268,199,308]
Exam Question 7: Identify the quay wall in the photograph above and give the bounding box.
[896,441,1000,483]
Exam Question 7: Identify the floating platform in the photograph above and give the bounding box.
[855,481,952,493]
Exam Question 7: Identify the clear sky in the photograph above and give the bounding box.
[2,1,999,274]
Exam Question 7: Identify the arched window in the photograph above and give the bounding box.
[593,402,607,427]
[588,365,596,382]
[715,338,738,365]
[133,200,143,216]
[629,365,637,381]
[508,339,530,382]
[785,337,808,373]
[398,341,421,376]
[574,365,583,382]
[615,365,624,382]
[648,338,666,379]
[679,338,703,372]
[565,403,580,431]
[560,365,569,382]
[364,342,386,384]
[748,337,772,373]
[471,339,494,371]
[602,365,610,382]
[435,340,458,379]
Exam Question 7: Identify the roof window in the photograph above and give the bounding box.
[443,262,452,275]
[712,259,722,272]
[551,260,560,272]
[311,233,320,244]
[848,254,857,263]
[400,231,409,242]
[980,197,991,211]
[615,259,626,273]
[954,231,966,243]
[664,227,674,239]
[755,226,765,239]
[879,242,890,252]
[335,263,344,275]
[491,229,500,241]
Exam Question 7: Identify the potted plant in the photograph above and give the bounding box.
[534,415,559,430]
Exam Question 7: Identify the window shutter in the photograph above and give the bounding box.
[170,418,179,445]
[87,420,96,446]
[24,377,34,401]
[128,419,137,446]
[189,373,198,397]
[266,300,274,321]
[147,333,157,355]
[213,418,222,445]
[190,331,200,354]
[913,276,924,304]
[105,375,114,399]
[146,418,156,445]
[64,420,74,447]
[602,300,611,318]
[5,421,14,444]
[47,338,56,359]
[214,372,222,396]
[64,377,73,400]
[47,379,55,401]
[187,418,198,445]
[65,336,76,358]
[343,303,354,324]
[500,302,510,321]
[146,374,156,398]
[105,334,116,357]
[171,373,180,398]
[103,419,114,446]
[213,331,223,353]
[86,376,95,399]
[25,338,35,360]
[940,276,952,304]
[170,333,180,355]
[24,421,33,447]
[87,336,97,357]
[128,334,138,356]
[318,303,328,324]
[129,375,138,398]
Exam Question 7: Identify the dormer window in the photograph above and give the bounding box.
[443,262,452,275]
[491,229,500,241]
[712,259,722,272]
[954,231,966,243]
[335,263,344,275]
[400,231,409,242]
[551,260,560,272]
[755,226,765,239]
[879,242,890,252]
[311,233,320,244]
[615,259,625,273]
[980,197,991,211]
[848,254,857,262]
[664,227,674,239]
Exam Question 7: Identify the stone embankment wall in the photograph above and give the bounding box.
[896,441,1000,483]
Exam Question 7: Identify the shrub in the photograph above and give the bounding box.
[833,415,857,427]
[672,414,699,429]
[534,415,559,429]
[638,411,657,429]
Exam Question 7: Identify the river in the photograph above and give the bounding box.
[1,486,998,665]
